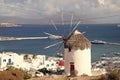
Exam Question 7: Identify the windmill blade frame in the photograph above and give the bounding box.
[68,20,81,39]
[44,32,57,37]
[70,14,74,30]
[82,31,86,34]
[61,12,64,25]
[44,41,63,49]
[68,14,74,37]
[50,20,57,31]
[56,42,64,51]
[44,32,62,39]
[72,20,81,33]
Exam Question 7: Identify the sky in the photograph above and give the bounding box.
[0,0,120,24]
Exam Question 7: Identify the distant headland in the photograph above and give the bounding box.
[0,23,21,27]
[0,37,17,41]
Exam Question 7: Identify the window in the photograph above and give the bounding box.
[46,64,49,67]
[51,63,54,66]
[3,59,6,62]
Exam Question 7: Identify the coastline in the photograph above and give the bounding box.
[0,24,120,63]
[0,23,21,27]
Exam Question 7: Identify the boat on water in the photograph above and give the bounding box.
[117,24,120,27]
[91,40,107,44]
[56,50,63,58]
[113,52,120,56]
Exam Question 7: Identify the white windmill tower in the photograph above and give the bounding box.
[44,14,92,76]
[64,30,91,76]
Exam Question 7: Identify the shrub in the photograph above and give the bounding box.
[38,68,55,75]
[38,68,47,75]
[6,66,18,71]
[24,72,32,79]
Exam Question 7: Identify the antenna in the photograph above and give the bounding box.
[51,20,57,31]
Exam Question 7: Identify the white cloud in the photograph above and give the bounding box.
[0,0,120,23]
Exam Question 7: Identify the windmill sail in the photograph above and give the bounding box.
[44,32,62,39]
[51,20,57,31]
[68,20,81,39]
[44,41,63,49]
[44,14,82,52]
[61,12,64,25]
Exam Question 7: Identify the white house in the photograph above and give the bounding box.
[0,52,61,72]
[31,55,46,70]
[45,60,57,71]
[0,52,24,70]
[0,52,46,71]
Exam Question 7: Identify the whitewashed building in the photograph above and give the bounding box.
[0,52,46,71]
[0,52,24,70]
[31,55,46,70]
[0,52,61,72]
[45,60,57,71]
[64,30,91,76]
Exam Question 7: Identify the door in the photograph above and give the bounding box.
[70,62,75,76]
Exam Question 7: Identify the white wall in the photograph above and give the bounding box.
[0,52,59,71]
[64,48,91,76]
[0,52,24,69]
[31,55,46,69]
[45,60,57,71]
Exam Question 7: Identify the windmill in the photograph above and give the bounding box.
[44,13,82,50]
[44,14,92,76]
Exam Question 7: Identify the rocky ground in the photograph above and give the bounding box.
[29,75,100,80]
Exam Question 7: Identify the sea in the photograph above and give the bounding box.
[0,24,120,62]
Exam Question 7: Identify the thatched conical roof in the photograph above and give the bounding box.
[64,30,91,51]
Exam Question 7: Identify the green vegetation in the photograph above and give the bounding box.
[23,71,32,79]
[24,54,29,60]
[38,68,55,75]
[6,66,19,71]
[32,53,37,59]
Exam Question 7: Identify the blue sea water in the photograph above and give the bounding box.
[0,24,120,62]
